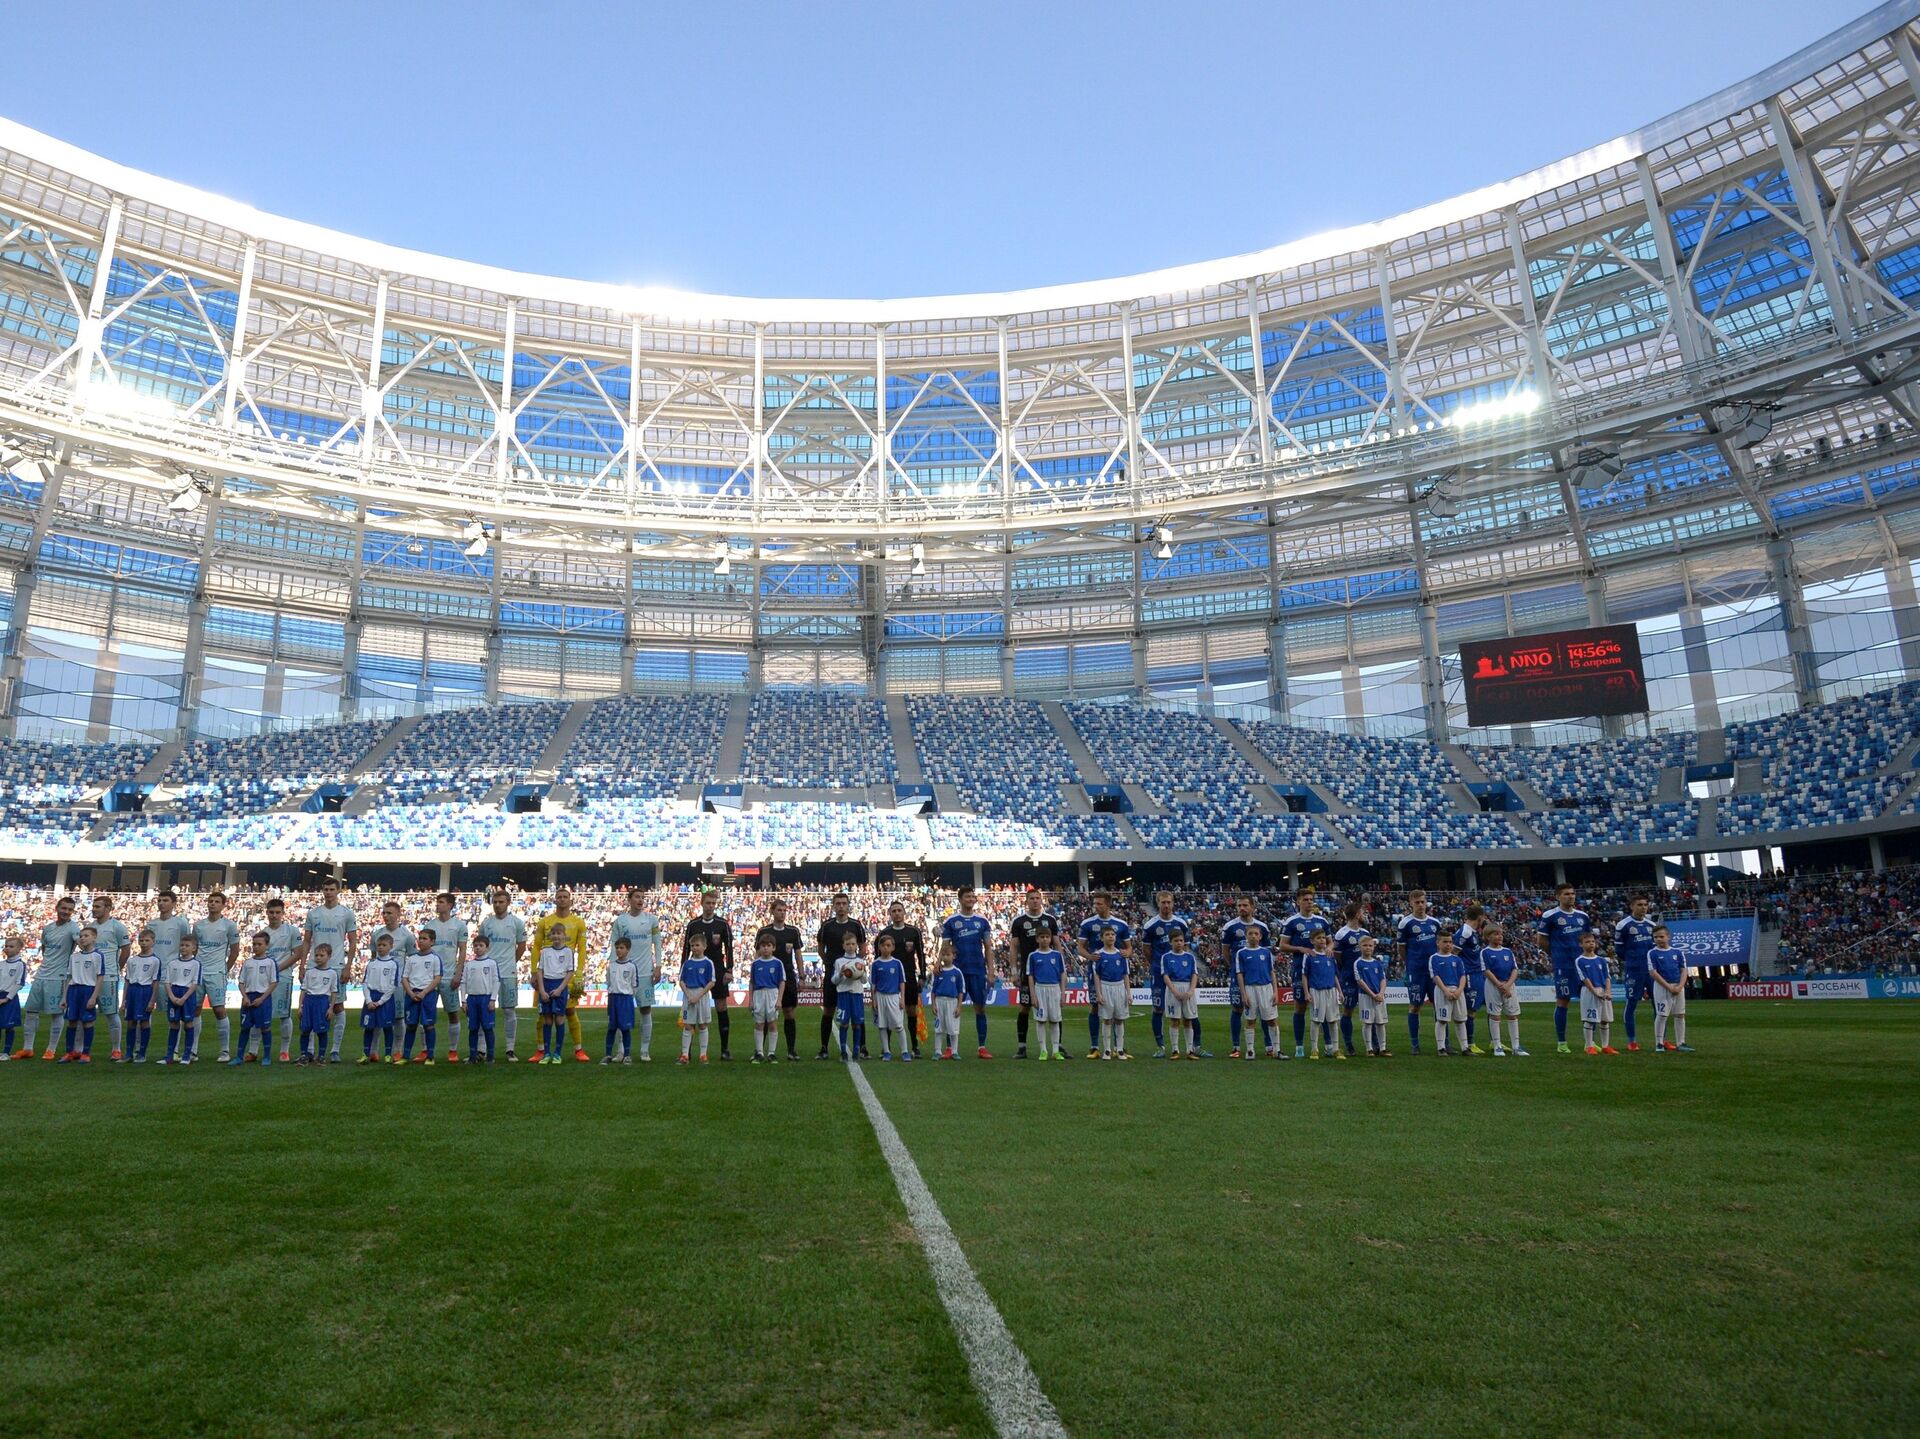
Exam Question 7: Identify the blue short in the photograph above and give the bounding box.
[64,982,97,1023]
[465,994,494,1027]
[1461,972,1484,1011]
[241,994,275,1027]
[1623,968,1655,1003]
[406,993,440,1026]
[361,997,394,1029]
[608,993,636,1031]
[960,969,988,1007]
[538,988,569,1017]
[167,992,198,1024]
[124,982,155,1021]
[301,993,332,1032]
[1553,963,1580,1002]
[1338,976,1360,1009]
[0,996,19,1027]
[836,992,865,1024]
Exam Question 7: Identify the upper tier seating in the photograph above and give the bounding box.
[1468,733,1694,804]
[371,702,569,804]
[739,692,896,787]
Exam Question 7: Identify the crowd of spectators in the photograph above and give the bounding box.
[1733,866,1920,975]
[0,877,1723,988]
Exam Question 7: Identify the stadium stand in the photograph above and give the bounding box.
[738,692,897,787]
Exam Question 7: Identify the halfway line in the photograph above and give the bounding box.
[847,1062,1069,1439]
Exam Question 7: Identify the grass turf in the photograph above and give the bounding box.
[1,1002,1913,1437]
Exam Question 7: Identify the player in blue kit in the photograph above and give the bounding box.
[1025,923,1068,1061]
[402,931,448,1065]
[1535,883,1591,1054]
[359,932,401,1064]
[1303,931,1343,1059]
[1395,891,1441,1055]
[1479,922,1527,1056]
[869,932,910,1062]
[1091,926,1132,1059]
[1453,903,1488,1056]
[1331,901,1369,1057]
[0,933,24,1059]
[534,920,572,1068]
[941,885,997,1059]
[1156,927,1199,1060]
[460,936,500,1063]
[1140,891,1195,1059]
[1428,932,1468,1057]
[1233,924,1282,1061]
[1575,932,1615,1055]
[1648,924,1692,1052]
[1355,934,1390,1056]
[1278,889,1330,1059]
[1077,893,1131,1060]
[1219,894,1264,1058]
[929,957,965,1059]
[1614,894,1658,1051]
[747,933,788,1064]
[678,930,717,1065]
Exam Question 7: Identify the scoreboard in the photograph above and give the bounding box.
[1459,624,1648,727]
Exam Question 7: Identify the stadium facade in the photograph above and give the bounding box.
[1,4,1920,880]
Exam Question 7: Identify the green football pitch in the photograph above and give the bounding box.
[3,1002,1914,1437]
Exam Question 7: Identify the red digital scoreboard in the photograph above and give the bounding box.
[1459,623,1648,727]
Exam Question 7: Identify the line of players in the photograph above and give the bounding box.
[0,877,1698,1068]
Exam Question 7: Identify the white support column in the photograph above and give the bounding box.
[621,533,638,695]
[1408,510,1450,741]
[360,275,388,461]
[1374,249,1405,426]
[996,319,1015,518]
[495,300,518,491]
[1244,279,1274,467]
[1677,601,1724,732]
[1634,156,1713,368]
[0,441,72,736]
[220,241,257,433]
[1766,535,1819,707]
[1504,209,1553,400]
[340,502,366,720]
[1765,98,1859,341]
[1584,570,1625,739]
[485,524,505,706]
[750,325,766,525]
[1118,304,1143,487]
[1885,551,1920,679]
[180,482,221,737]
[1267,613,1289,720]
[873,324,889,519]
[625,317,643,503]
[78,198,125,390]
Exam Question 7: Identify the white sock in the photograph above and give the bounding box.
[1600,1022,1611,1048]
[639,1009,652,1057]
[1675,1015,1686,1044]
[49,1015,65,1052]
[1507,1017,1521,1049]
[681,1027,692,1058]
[329,1011,346,1056]
[1654,1014,1667,1046]
[22,1013,38,1050]
[111,1013,123,1052]
[698,1028,710,1058]
[219,1015,232,1053]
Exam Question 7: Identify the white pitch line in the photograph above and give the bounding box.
[848,1062,1069,1439]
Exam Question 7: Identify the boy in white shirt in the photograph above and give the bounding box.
[1648,924,1692,1053]
[603,935,640,1065]
[0,933,25,1059]
[678,928,717,1065]
[831,935,868,1063]
[121,929,160,1063]
[401,931,445,1065]
[298,944,340,1064]
[161,943,205,1066]
[360,932,401,1065]
[459,935,500,1063]
[232,931,290,1067]
[60,926,106,1063]
[536,920,574,1068]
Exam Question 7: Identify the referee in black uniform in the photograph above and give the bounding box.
[682,890,735,1060]
[1009,888,1058,1059]
[754,896,804,1061]
[815,892,867,1060]
[877,898,927,1058]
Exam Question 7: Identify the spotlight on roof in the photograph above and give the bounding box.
[910,542,926,577]
[463,524,491,559]
[1152,524,1174,560]
[1568,446,1625,490]
[713,541,732,577]
[462,518,486,542]
[167,475,211,512]
[1719,400,1776,450]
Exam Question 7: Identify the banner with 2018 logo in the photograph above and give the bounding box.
[1663,916,1755,969]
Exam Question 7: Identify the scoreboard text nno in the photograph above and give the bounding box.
[1459,624,1649,727]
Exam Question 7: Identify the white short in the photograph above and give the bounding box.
[1097,980,1131,1020]
[1243,985,1277,1023]
[1581,992,1614,1025]
[1653,985,1686,1017]
[1482,977,1520,1017]
[750,987,781,1022]
[1358,991,1389,1025]
[1030,981,1063,1023]
[874,992,904,1030]
[1435,988,1467,1024]
[1310,988,1341,1025]
[1161,987,1197,1022]
[682,996,714,1027]
[934,994,960,1033]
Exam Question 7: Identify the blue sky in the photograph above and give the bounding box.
[5,0,1876,298]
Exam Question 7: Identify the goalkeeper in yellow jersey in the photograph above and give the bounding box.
[539,888,590,1063]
